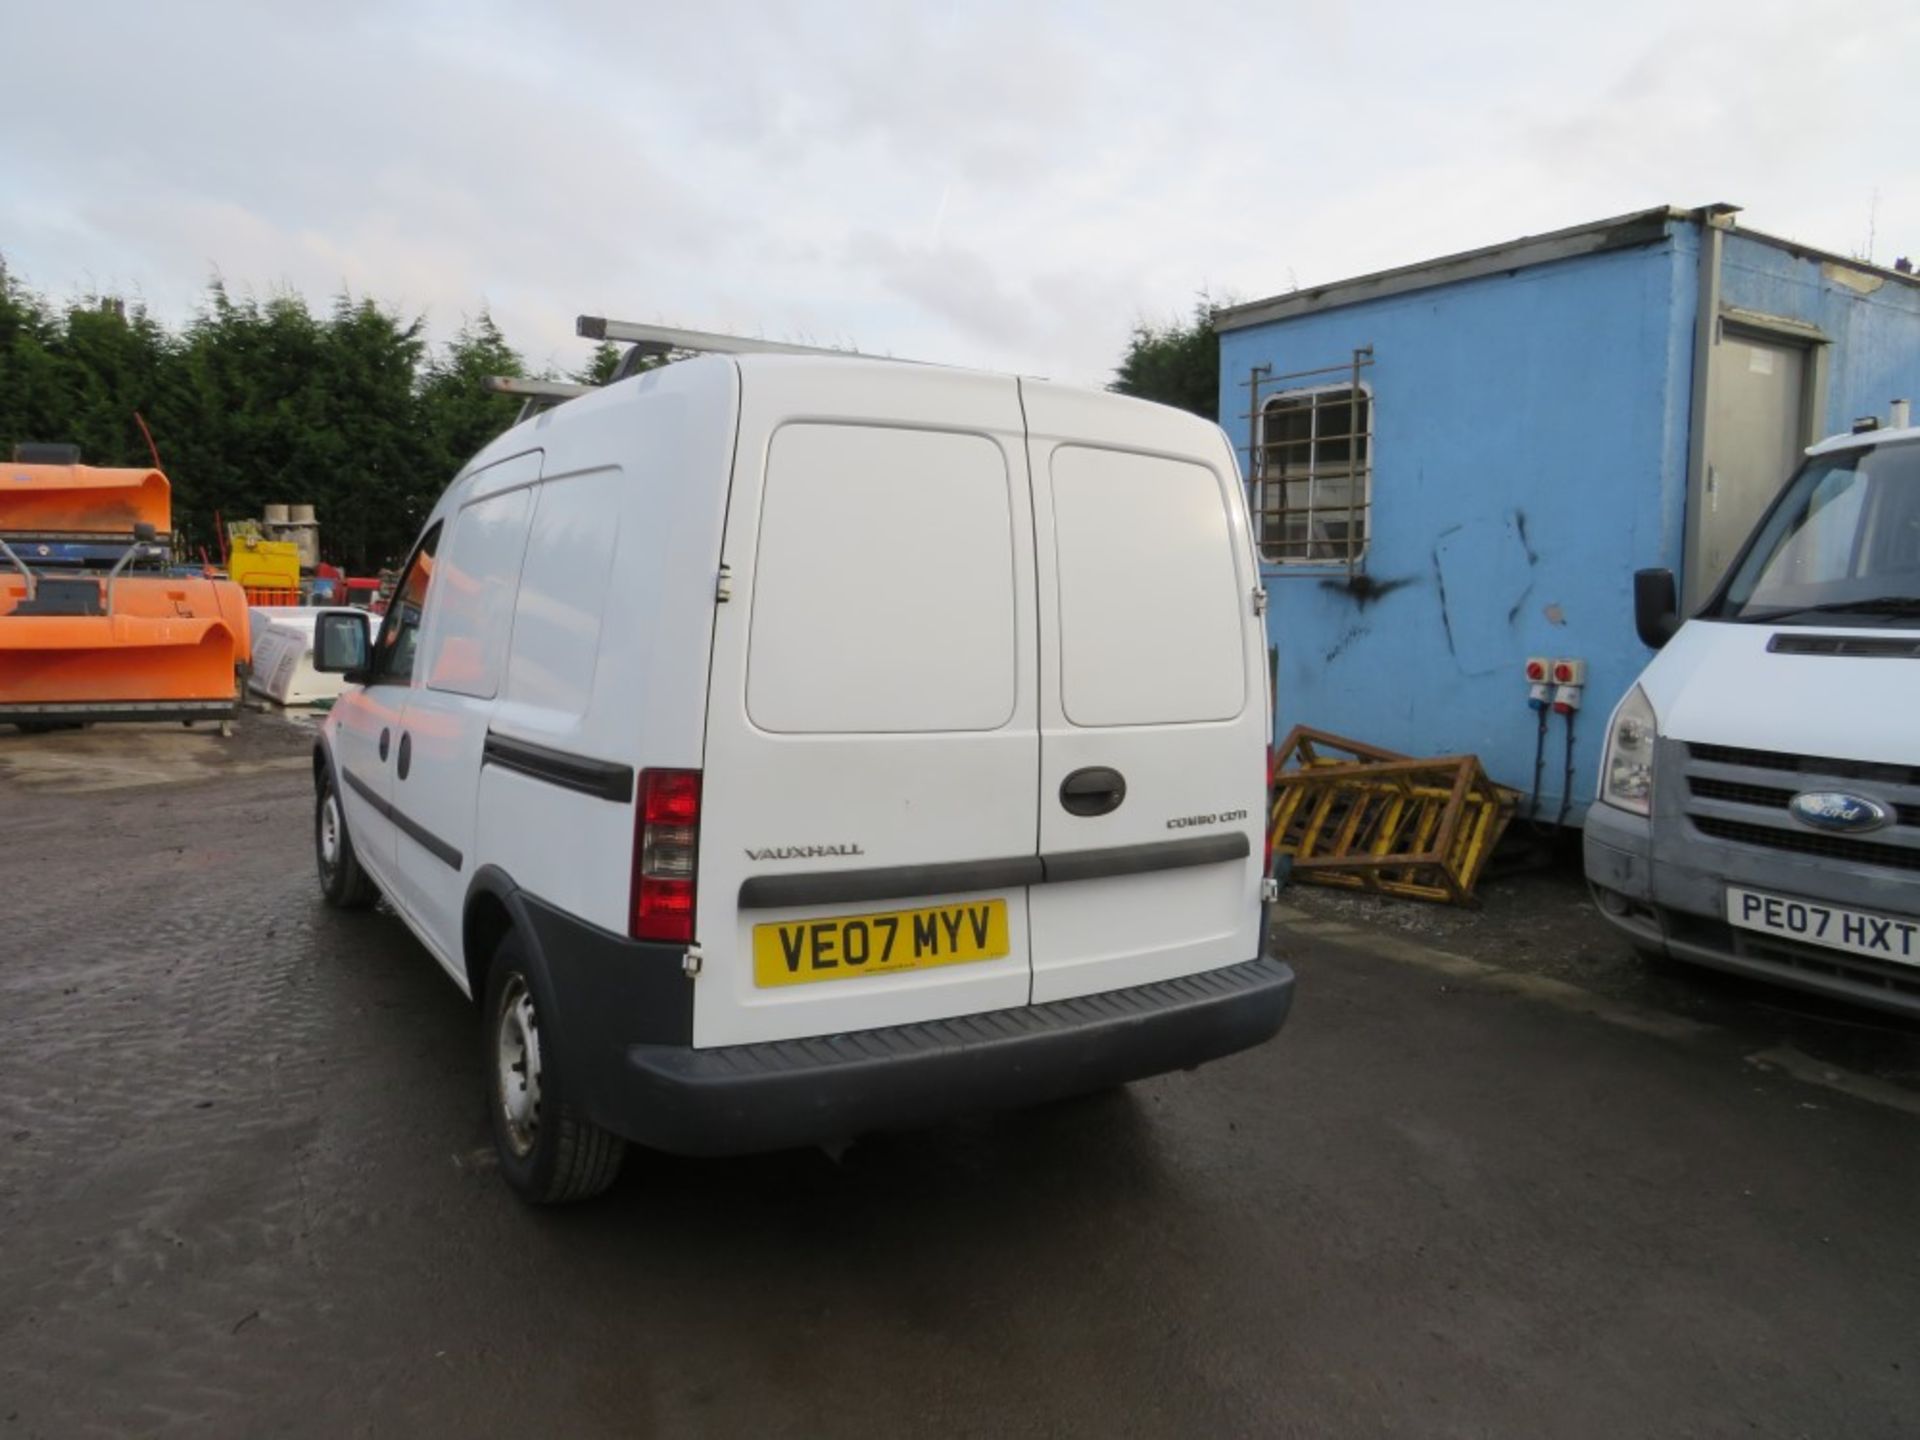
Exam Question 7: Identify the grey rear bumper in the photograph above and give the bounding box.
[601,955,1295,1156]
[509,880,1294,1157]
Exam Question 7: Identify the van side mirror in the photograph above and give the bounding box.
[1633,568,1680,650]
[314,610,372,678]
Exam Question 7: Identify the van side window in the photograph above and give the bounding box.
[371,522,443,685]
[505,468,623,717]
[424,487,534,700]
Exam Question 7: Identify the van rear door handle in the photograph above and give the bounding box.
[396,731,412,780]
[1060,766,1126,817]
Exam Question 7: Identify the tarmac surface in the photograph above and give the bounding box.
[3,716,1918,1438]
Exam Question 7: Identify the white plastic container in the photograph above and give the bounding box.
[248,606,361,706]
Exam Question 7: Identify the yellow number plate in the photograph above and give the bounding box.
[752,899,1010,988]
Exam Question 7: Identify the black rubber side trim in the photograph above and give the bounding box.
[459,869,696,1138]
[482,731,634,803]
[518,890,694,1049]
[740,856,1045,910]
[342,767,463,871]
[1043,831,1249,884]
[736,832,1251,908]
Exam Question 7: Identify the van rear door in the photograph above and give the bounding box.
[695,361,1040,1048]
[1020,380,1269,1004]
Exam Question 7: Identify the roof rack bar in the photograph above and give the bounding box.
[577,315,861,359]
[484,375,596,427]
[483,377,595,400]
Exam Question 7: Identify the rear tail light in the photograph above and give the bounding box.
[1264,742,1276,877]
[632,768,701,943]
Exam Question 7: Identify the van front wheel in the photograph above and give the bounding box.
[484,935,626,1204]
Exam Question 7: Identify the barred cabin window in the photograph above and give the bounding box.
[1253,386,1372,565]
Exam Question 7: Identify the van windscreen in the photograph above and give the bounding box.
[1719,439,1920,625]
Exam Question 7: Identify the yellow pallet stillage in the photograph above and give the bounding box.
[1269,726,1519,906]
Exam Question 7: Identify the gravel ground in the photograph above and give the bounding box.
[3,713,1918,1437]
[1280,847,1920,1090]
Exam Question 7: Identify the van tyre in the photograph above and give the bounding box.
[316,769,379,910]
[484,934,625,1204]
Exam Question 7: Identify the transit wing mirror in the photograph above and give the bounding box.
[313,610,372,680]
[1633,568,1680,650]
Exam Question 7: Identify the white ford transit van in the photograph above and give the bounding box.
[1587,417,1920,1015]
[310,351,1294,1202]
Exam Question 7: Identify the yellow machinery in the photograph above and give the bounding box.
[1269,726,1518,906]
[226,532,302,603]
[0,452,249,726]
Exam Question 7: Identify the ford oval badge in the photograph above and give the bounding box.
[1788,791,1891,834]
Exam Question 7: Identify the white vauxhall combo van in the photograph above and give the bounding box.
[1587,417,1920,1015]
[310,350,1295,1202]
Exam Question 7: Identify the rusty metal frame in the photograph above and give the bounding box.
[1269,725,1517,906]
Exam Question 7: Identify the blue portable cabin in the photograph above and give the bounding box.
[1215,204,1920,826]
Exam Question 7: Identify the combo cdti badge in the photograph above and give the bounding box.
[308,352,1295,1202]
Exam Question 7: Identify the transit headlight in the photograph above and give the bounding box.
[1600,684,1658,817]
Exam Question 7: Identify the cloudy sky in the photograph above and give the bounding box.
[4,0,1917,385]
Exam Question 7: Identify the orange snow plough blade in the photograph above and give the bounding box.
[0,618,242,719]
[0,464,171,536]
[0,462,250,724]
[0,576,250,722]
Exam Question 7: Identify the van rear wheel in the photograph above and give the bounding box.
[484,934,625,1204]
[316,770,379,910]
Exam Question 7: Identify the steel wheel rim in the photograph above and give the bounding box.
[319,791,342,871]
[495,975,543,1158]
